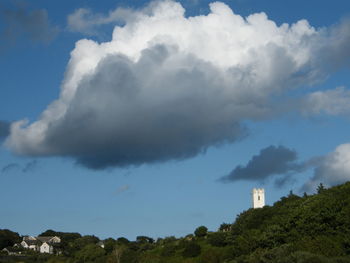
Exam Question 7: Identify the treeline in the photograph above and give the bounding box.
[1,182,350,262]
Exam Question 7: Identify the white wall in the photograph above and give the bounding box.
[252,188,265,208]
[40,243,52,254]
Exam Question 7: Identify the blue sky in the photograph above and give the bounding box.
[1,0,350,240]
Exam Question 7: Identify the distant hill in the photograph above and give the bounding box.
[1,182,350,262]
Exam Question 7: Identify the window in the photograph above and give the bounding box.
[258,196,260,201]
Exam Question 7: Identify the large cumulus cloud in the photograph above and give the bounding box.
[6,1,350,169]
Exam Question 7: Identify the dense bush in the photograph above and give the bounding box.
[182,241,201,258]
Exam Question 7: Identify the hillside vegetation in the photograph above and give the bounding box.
[1,182,350,263]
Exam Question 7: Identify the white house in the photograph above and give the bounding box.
[20,236,61,254]
[21,240,39,251]
[40,242,54,254]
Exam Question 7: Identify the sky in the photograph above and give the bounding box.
[1,0,350,240]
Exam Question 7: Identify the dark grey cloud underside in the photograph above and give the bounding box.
[43,48,249,169]
[220,145,304,183]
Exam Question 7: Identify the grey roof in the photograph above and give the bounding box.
[37,236,54,243]
[23,236,36,241]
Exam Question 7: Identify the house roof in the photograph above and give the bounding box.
[37,236,53,243]
[21,236,61,247]
[23,236,36,241]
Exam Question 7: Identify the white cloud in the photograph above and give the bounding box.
[303,143,350,191]
[302,86,350,116]
[6,1,350,169]
[67,7,134,36]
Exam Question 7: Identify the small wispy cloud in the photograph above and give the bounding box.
[67,6,132,36]
[0,1,59,50]
[1,160,38,174]
[1,163,20,174]
[114,184,130,195]
[22,160,38,173]
[301,86,350,116]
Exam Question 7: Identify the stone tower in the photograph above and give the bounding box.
[252,188,265,208]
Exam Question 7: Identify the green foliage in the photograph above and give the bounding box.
[68,235,100,256]
[120,247,139,263]
[182,241,201,258]
[136,236,154,244]
[161,243,177,257]
[207,231,227,247]
[104,238,116,254]
[0,229,20,249]
[74,244,105,263]
[194,226,208,238]
[39,229,57,237]
[117,237,130,245]
[200,247,222,263]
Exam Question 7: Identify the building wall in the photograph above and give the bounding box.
[21,241,28,248]
[40,243,53,254]
[252,188,265,208]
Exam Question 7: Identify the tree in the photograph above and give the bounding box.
[194,226,208,238]
[117,237,130,245]
[0,229,20,249]
[74,244,105,263]
[71,235,100,252]
[39,229,58,236]
[317,183,326,194]
[110,245,127,263]
[136,236,154,244]
[104,238,116,254]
